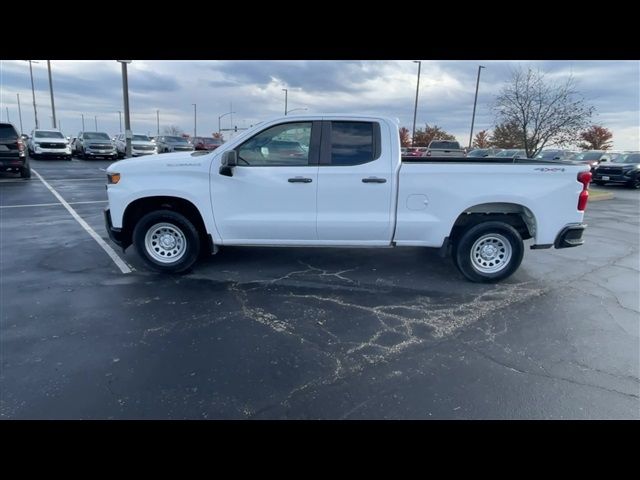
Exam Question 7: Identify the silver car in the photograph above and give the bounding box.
[155,135,195,153]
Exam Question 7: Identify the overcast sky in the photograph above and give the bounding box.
[1,60,638,149]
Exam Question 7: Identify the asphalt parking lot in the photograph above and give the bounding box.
[1,157,638,419]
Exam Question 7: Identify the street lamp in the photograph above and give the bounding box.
[282,88,288,116]
[117,111,122,132]
[117,60,132,158]
[47,60,57,129]
[94,116,98,130]
[411,60,421,147]
[22,60,40,129]
[286,107,307,115]
[156,109,160,136]
[81,114,85,130]
[218,111,235,134]
[468,65,486,150]
[192,104,197,138]
[16,93,23,134]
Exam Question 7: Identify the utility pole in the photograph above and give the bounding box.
[117,61,133,158]
[17,93,23,134]
[5,107,9,122]
[118,111,122,132]
[156,109,159,136]
[192,104,197,138]
[468,65,486,150]
[81,114,85,130]
[282,89,288,115]
[47,60,57,129]
[94,116,98,130]
[411,60,421,147]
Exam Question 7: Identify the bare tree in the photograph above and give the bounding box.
[472,130,491,148]
[579,125,613,150]
[163,125,183,136]
[494,67,594,158]
[399,127,411,147]
[212,132,224,140]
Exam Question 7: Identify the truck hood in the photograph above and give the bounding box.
[34,138,67,144]
[106,150,214,174]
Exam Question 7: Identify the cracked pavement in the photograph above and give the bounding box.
[1,160,638,419]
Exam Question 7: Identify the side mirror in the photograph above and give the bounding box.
[219,150,237,177]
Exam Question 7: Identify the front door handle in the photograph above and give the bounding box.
[288,177,313,183]
[362,177,387,183]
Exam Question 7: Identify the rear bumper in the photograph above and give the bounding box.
[104,208,130,250]
[554,223,587,249]
[0,157,27,169]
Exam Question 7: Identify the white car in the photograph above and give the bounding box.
[28,129,72,160]
[104,114,590,283]
[114,133,158,158]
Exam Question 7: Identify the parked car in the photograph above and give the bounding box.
[191,136,224,151]
[425,140,466,157]
[467,148,503,158]
[0,122,30,178]
[104,114,591,283]
[495,149,527,158]
[403,147,427,157]
[74,131,117,160]
[569,151,609,172]
[27,129,71,160]
[534,150,577,161]
[114,133,158,158]
[592,152,640,188]
[155,135,195,153]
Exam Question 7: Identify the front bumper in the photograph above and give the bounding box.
[593,170,636,183]
[104,208,130,250]
[85,149,117,157]
[34,147,71,156]
[554,223,587,249]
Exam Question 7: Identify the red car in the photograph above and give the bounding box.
[191,137,223,151]
[403,146,427,157]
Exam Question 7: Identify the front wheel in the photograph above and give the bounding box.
[20,165,31,179]
[593,180,606,186]
[452,221,524,283]
[133,210,201,273]
[626,178,640,189]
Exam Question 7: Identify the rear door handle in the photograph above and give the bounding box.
[288,177,313,183]
[362,177,387,183]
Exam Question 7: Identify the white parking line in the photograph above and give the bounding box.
[0,200,108,209]
[32,168,133,274]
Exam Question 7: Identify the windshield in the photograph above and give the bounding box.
[430,141,460,149]
[35,130,64,139]
[84,132,111,140]
[204,138,222,145]
[613,153,640,163]
[132,135,150,141]
[166,136,188,143]
[572,151,603,161]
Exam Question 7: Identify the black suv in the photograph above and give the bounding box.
[0,122,30,178]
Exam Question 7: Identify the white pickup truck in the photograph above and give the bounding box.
[104,115,591,282]
[426,140,466,157]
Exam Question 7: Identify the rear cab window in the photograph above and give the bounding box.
[321,121,381,166]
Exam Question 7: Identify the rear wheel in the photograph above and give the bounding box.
[20,164,31,179]
[452,221,524,283]
[133,210,201,273]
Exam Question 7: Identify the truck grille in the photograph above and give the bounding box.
[134,145,155,151]
[40,142,66,149]
[597,166,623,174]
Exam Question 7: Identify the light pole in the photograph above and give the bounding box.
[286,107,307,115]
[192,104,197,138]
[17,93,23,134]
[411,60,421,147]
[468,65,486,150]
[117,60,132,158]
[156,109,159,136]
[47,60,57,129]
[23,60,40,129]
[5,107,9,122]
[118,111,122,132]
[282,88,288,115]
[218,111,235,134]
[81,114,85,130]
[94,116,98,130]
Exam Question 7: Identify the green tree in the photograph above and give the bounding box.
[413,124,457,147]
[490,120,524,149]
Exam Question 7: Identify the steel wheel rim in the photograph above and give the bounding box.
[470,233,512,274]
[144,222,187,264]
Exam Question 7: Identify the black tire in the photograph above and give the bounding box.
[19,165,31,179]
[593,180,606,186]
[452,221,524,283]
[626,178,640,189]
[133,209,201,273]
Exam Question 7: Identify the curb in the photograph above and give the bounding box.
[589,192,614,202]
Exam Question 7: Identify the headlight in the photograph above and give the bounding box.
[34,142,41,147]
